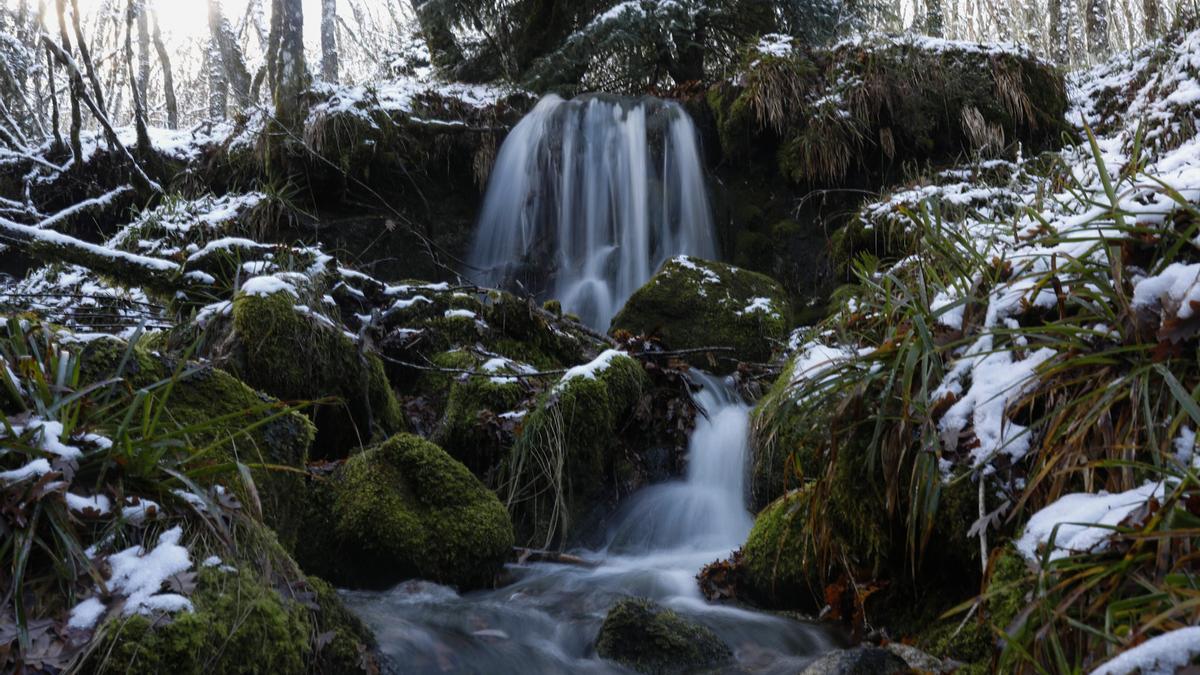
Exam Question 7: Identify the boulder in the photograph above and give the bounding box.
[78,336,316,550]
[595,598,732,675]
[741,487,824,610]
[800,646,911,675]
[501,350,649,546]
[295,433,514,590]
[610,256,790,374]
[226,290,406,457]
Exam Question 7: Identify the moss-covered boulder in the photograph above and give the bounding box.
[77,336,317,550]
[502,350,650,546]
[433,358,528,477]
[610,256,790,374]
[747,356,829,512]
[226,290,405,457]
[741,488,825,610]
[595,598,732,675]
[800,646,911,675]
[86,522,376,674]
[295,433,514,590]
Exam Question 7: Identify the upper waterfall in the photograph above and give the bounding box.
[468,94,717,329]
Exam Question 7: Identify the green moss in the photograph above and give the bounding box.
[435,373,525,477]
[748,358,825,511]
[297,433,514,590]
[504,353,649,546]
[229,291,405,458]
[91,567,312,674]
[741,488,824,610]
[610,257,791,374]
[595,598,732,675]
[307,576,378,672]
[914,545,1031,672]
[77,336,316,550]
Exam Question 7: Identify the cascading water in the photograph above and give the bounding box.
[342,374,837,673]
[468,94,716,329]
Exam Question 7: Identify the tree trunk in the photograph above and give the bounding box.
[126,0,151,154]
[150,8,177,129]
[926,0,945,37]
[137,0,150,111]
[410,0,463,71]
[1142,0,1160,37]
[1049,0,1069,65]
[1086,0,1110,58]
[67,0,107,118]
[44,44,62,149]
[208,0,253,107]
[207,39,228,121]
[321,0,338,83]
[267,0,309,176]
[54,0,83,166]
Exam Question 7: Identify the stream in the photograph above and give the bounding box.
[342,372,840,674]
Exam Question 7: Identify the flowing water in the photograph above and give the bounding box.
[467,94,716,329]
[343,373,839,674]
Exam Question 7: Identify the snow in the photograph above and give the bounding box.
[67,597,107,631]
[103,525,194,617]
[1090,627,1200,675]
[1016,482,1165,563]
[555,349,626,391]
[239,275,299,298]
[739,297,781,319]
[0,458,52,484]
[25,419,83,460]
[1132,262,1200,320]
[67,493,112,515]
[121,497,162,525]
[444,309,477,319]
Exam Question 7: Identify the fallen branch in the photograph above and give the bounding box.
[513,547,599,568]
[0,215,181,292]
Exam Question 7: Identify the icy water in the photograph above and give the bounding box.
[342,373,839,674]
[468,94,716,330]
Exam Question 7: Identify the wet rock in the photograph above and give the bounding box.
[800,646,911,675]
[595,598,732,675]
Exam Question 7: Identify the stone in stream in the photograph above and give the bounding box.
[595,597,733,675]
[800,646,912,675]
[610,256,791,375]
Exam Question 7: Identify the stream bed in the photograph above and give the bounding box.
[342,373,840,674]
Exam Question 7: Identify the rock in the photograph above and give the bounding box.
[887,642,956,673]
[501,350,649,546]
[87,521,377,675]
[595,598,732,675]
[77,336,317,550]
[610,256,790,374]
[226,289,406,458]
[294,433,514,590]
[747,355,827,511]
[800,646,911,675]
[740,488,823,610]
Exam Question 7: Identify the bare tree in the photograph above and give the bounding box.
[266,0,309,175]
[150,7,177,129]
[1087,0,1111,58]
[125,0,150,153]
[208,0,253,109]
[1143,0,1161,36]
[53,0,84,165]
[321,0,339,83]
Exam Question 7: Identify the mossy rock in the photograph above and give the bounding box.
[747,356,827,512]
[295,433,514,590]
[595,598,732,675]
[227,290,405,458]
[741,488,824,610]
[87,521,376,674]
[799,646,910,675]
[610,256,791,374]
[913,544,1032,673]
[433,368,526,478]
[503,352,649,546]
[77,336,316,550]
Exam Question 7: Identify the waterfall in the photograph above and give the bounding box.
[604,371,754,554]
[468,94,717,329]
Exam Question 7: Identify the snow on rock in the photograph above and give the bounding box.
[1090,627,1200,675]
[239,275,299,298]
[72,525,195,626]
[1016,482,1164,564]
[444,309,477,319]
[555,349,626,392]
